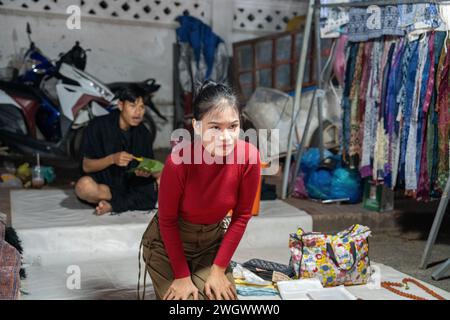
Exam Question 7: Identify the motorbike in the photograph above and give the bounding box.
[0,26,115,159]
[0,24,165,159]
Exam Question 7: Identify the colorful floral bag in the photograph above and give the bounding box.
[289,224,371,287]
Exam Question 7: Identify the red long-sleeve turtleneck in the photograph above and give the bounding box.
[157,139,261,279]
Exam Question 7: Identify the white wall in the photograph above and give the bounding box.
[0,13,176,101]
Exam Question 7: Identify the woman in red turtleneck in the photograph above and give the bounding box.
[140,81,261,300]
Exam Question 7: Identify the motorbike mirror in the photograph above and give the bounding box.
[26,23,34,45]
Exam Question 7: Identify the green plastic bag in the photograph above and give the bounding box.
[129,158,164,174]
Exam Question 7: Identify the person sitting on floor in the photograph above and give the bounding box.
[75,84,160,215]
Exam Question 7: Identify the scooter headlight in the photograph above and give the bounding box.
[25,58,46,74]
[90,81,112,100]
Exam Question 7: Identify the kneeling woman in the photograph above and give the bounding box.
[140,81,261,300]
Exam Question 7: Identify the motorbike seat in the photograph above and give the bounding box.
[107,79,160,94]
[0,80,46,102]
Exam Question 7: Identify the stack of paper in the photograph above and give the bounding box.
[277,279,357,300]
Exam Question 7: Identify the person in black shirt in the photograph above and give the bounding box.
[75,85,160,215]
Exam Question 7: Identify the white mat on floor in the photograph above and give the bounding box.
[11,190,312,266]
[21,253,450,300]
[21,257,154,300]
[11,189,153,229]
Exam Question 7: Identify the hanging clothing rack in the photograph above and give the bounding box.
[280,0,450,281]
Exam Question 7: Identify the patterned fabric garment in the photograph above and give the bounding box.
[373,40,396,181]
[320,0,350,38]
[382,40,399,182]
[429,33,447,194]
[415,35,433,182]
[0,221,21,300]
[385,39,405,188]
[383,6,404,37]
[354,42,373,169]
[348,44,365,162]
[398,3,442,36]
[405,35,429,191]
[436,41,450,191]
[416,33,435,201]
[398,39,419,186]
[342,42,360,162]
[437,4,450,31]
[348,7,380,42]
[428,101,439,195]
[348,5,404,42]
[360,40,382,178]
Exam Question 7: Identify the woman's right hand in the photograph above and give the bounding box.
[163,276,199,300]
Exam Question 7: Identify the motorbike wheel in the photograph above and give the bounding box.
[143,106,157,145]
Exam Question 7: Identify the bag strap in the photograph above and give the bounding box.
[326,241,357,272]
[340,224,356,238]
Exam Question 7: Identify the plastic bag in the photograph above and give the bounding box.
[293,173,308,199]
[301,148,333,181]
[306,169,333,200]
[329,168,362,203]
[129,158,164,174]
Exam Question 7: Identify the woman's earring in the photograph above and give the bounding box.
[192,121,201,136]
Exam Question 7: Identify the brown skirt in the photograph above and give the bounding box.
[138,212,235,300]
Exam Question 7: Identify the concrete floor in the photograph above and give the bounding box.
[1,151,450,294]
[369,232,450,292]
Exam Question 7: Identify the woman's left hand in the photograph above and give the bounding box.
[152,171,162,186]
[204,265,237,300]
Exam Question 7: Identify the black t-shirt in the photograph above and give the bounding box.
[80,110,157,212]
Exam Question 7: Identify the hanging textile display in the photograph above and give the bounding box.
[341,31,450,201]
[318,1,450,201]
[320,0,351,38]
[321,1,445,40]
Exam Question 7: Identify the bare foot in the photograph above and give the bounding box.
[95,200,112,215]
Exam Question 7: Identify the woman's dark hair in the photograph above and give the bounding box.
[114,84,147,103]
[192,80,239,120]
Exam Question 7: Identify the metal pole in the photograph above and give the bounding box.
[288,4,324,195]
[287,4,326,196]
[281,0,316,200]
[431,259,450,281]
[314,6,324,161]
[420,176,450,269]
[288,89,318,196]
